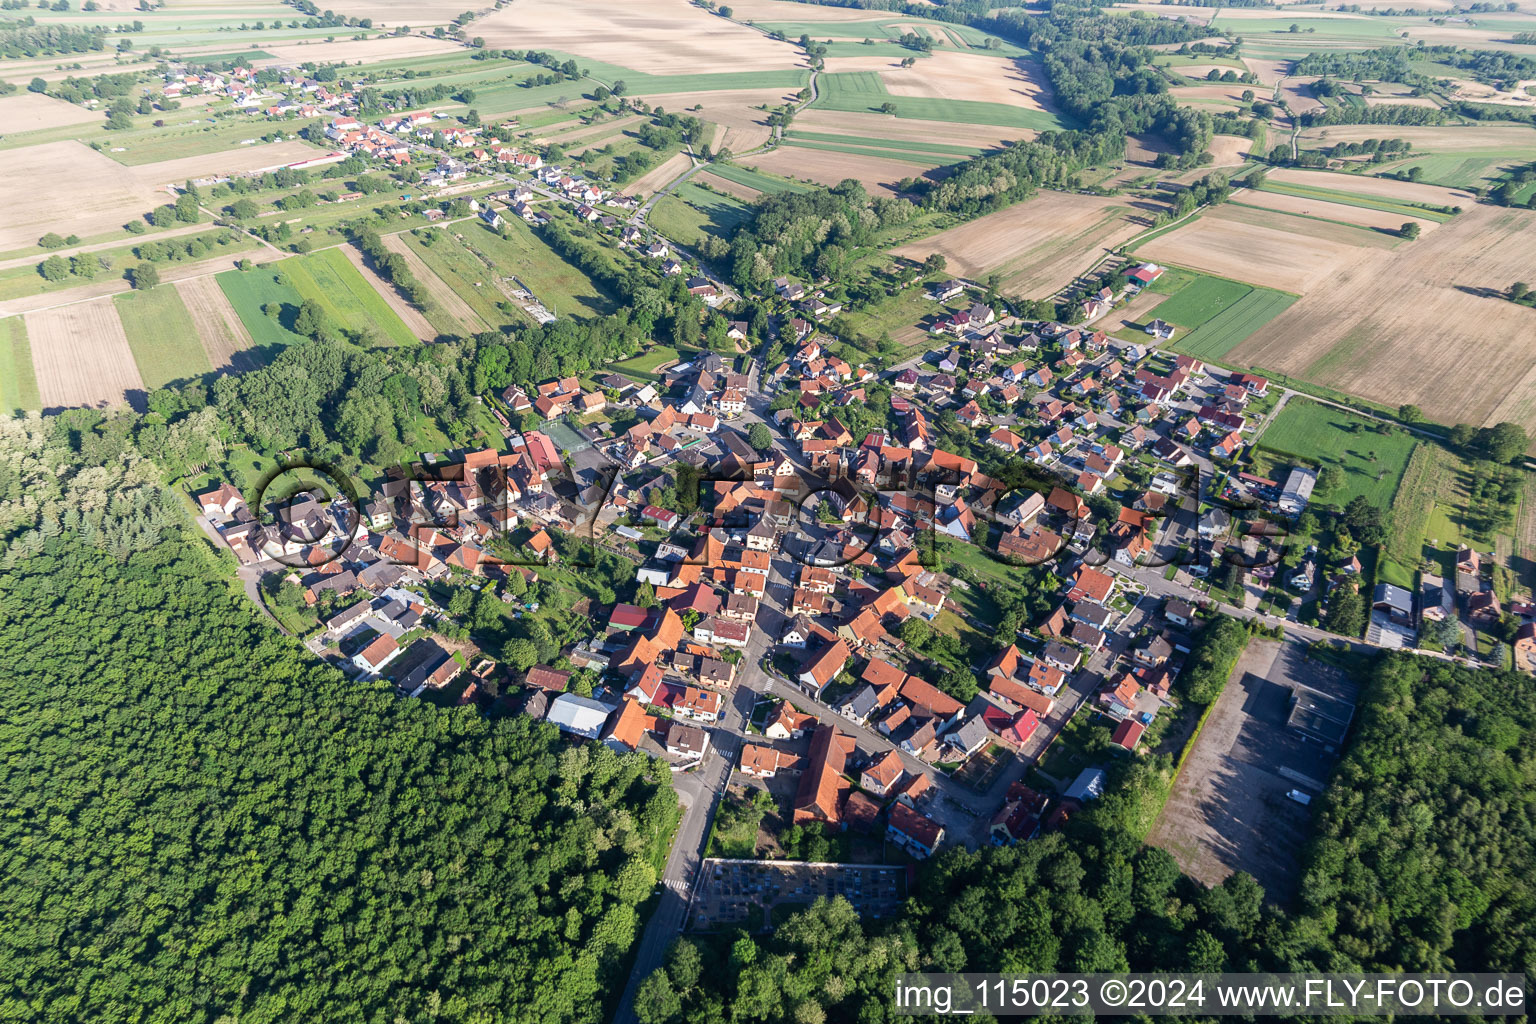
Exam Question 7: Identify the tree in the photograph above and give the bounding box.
[1399,221,1420,240]
[923,253,947,274]
[1318,465,1346,494]
[719,4,733,15]
[937,668,978,703]
[28,77,46,93]
[39,232,67,249]
[879,101,897,114]
[1476,421,1527,463]
[747,422,773,450]
[900,616,930,649]
[38,255,69,282]
[130,263,159,290]
[1511,281,1529,302]
[1397,403,1422,423]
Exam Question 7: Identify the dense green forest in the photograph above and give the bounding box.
[0,418,680,1022]
[636,653,1536,1022]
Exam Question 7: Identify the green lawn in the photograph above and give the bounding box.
[1169,288,1298,362]
[1148,275,1253,328]
[113,287,212,390]
[215,265,309,350]
[106,121,327,167]
[813,71,1069,130]
[706,163,811,194]
[649,188,752,247]
[283,247,418,347]
[609,345,684,379]
[464,219,616,320]
[0,317,40,414]
[1257,398,1416,508]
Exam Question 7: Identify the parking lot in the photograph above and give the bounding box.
[686,859,906,932]
[1147,638,1356,901]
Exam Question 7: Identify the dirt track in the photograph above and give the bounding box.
[341,243,435,340]
[380,233,487,334]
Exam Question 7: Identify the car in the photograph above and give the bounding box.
[1286,789,1312,806]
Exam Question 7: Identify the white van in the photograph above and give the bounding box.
[1286,789,1312,806]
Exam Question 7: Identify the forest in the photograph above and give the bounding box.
[634,652,1536,1022]
[0,414,681,1021]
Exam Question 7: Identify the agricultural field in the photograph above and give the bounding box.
[1257,398,1417,510]
[1136,207,1364,293]
[214,266,310,351]
[394,230,516,328]
[0,318,40,415]
[1168,289,1298,362]
[648,185,754,247]
[0,142,163,253]
[812,69,1065,131]
[379,233,491,336]
[1233,189,1441,235]
[175,276,258,376]
[703,164,812,195]
[113,286,212,390]
[891,191,1155,297]
[1145,275,1253,329]
[470,0,806,74]
[1231,205,1536,435]
[26,299,145,412]
[744,145,936,195]
[339,244,437,342]
[465,220,617,321]
[1294,125,1536,190]
[283,248,419,347]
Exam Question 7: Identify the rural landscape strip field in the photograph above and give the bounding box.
[379,233,491,336]
[394,231,511,328]
[340,244,435,342]
[214,267,309,351]
[813,71,1065,130]
[26,299,145,411]
[0,318,40,414]
[1137,208,1362,293]
[283,248,418,347]
[650,185,755,246]
[467,220,616,320]
[785,131,983,158]
[1231,205,1536,430]
[175,276,258,376]
[704,163,811,194]
[113,286,212,391]
[1168,289,1299,362]
[1147,275,1253,328]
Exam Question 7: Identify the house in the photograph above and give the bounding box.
[326,598,373,635]
[602,699,654,752]
[664,720,710,758]
[928,279,965,301]
[351,633,401,676]
[859,750,905,796]
[676,685,723,722]
[1467,588,1501,626]
[1042,641,1081,674]
[1515,622,1536,673]
[943,716,992,759]
[887,802,944,858]
[1164,598,1195,627]
[1068,565,1115,605]
[798,639,851,696]
[525,664,572,693]
[1145,319,1174,341]
[546,693,614,740]
[793,724,856,826]
[764,701,816,740]
[739,743,799,778]
[1125,262,1164,287]
[196,482,245,520]
[1373,582,1416,626]
[1111,718,1146,752]
[1278,467,1318,516]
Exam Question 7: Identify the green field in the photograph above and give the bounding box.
[106,121,326,167]
[1259,180,1457,221]
[1257,398,1416,508]
[782,138,972,165]
[1170,288,1298,362]
[1148,275,1253,328]
[113,287,212,390]
[284,248,418,347]
[464,219,616,320]
[0,317,40,414]
[609,344,684,380]
[706,163,811,194]
[649,186,753,246]
[813,71,1068,130]
[1370,152,1531,190]
[215,266,310,350]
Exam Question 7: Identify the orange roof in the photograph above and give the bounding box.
[899,675,963,717]
[794,724,855,824]
[802,639,851,687]
[603,698,655,750]
[862,657,907,690]
[862,749,905,790]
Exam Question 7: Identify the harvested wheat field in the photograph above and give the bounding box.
[1204,135,1253,167]
[380,234,487,334]
[793,107,1023,147]
[0,92,103,131]
[1233,206,1536,431]
[1242,57,1292,86]
[727,0,888,20]
[26,298,145,411]
[1267,167,1474,206]
[744,146,927,195]
[474,0,803,73]
[1138,208,1358,293]
[536,114,645,146]
[892,191,1153,295]
[175,275,257,375]
[882,52,1059,111]
[1234,188,1439,234]
[1117,3,1217,22]
[627,153,694,197]
[341,244,434,341]
[696,170,763,201]
[1448,79,1536,107]
[1279,77,1325,115]
[0,141,162,252]
[1297,123,1536,157]
[128,140,332,188]
[247,34,466,66]
[1170,84,1252,107]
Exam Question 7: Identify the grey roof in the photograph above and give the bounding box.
[1065,767,1106,802]
[1372,582,1413,615]
[946,716,991,753]
[840,684,880,720]
[546,693,615,738]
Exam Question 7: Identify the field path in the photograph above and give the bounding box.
[175,275,259,375]
[341,243,436,340]
[27,297,145,411]
[380,233,489,334]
